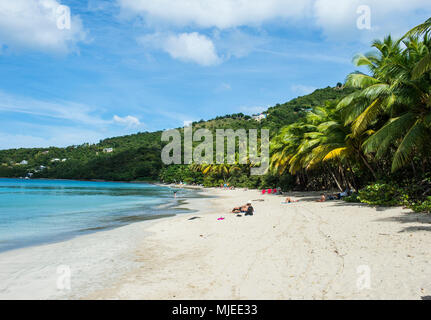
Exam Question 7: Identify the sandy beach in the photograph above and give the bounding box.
[1,187,431,300]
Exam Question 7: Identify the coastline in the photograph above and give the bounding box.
[1,187,431,300]
[0,186,212,299]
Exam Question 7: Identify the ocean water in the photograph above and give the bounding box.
[0,178,199,253]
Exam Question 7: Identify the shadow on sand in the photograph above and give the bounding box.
[282,192,431,233]
[374,213,431,233]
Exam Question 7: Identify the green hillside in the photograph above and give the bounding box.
[0,86,352,182]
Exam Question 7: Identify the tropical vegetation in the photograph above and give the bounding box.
[269,18,431,212]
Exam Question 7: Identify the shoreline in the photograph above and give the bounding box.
[0,177,159,184]
[0,180,205,254]
[0,188,213,299]
[1,187,431,300]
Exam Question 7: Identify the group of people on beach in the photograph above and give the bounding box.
[220,183,235,190]
[231,201,254,216]
[229,187,352,214]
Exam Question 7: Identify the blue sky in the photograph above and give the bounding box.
[0,0,430,149]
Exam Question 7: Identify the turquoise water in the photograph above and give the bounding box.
[0,179,198,252]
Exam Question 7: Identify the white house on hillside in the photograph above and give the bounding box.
[103,148,114,153]
[19,160,28,165]
[252,113,267,122]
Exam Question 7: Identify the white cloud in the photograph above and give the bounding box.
[313,0,431,41]
[217,83,232,91]
[112,115,142,128]
[0,0,87,53]
[0,91,146,149]
[0,128,105,149]
[291,85,317,96]
[139,32,221,66]
[118,0,311,29]
[0,91,107,126]
[120,0,431,43]
[239,105,267,115]
[214,29,268,59]
[0,91,143,130]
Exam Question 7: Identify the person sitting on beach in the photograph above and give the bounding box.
[244,203,254,216]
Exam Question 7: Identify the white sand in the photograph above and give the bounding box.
[0,219,161,299]
[1,188,431,300]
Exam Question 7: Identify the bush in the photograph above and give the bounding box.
[409,197,431,213]
[357,183,409,207]
[344,193,360,203]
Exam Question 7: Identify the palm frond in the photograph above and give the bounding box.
[323,147,349,161]
[363,113,416,155]
[391,122,430,172]
[351,98,383,136]
[412,53,431,79]
[402,17,431,39]
[345,73,381,89]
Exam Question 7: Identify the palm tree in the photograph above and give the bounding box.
[199,163,241,184]
[337,36,401,136]
[340,35,431,172]
[270,102,370,190]
[402,18,431,79]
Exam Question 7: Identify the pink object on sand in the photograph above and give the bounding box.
[217,217,225,221]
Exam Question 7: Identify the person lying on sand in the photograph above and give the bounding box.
[282,197,299,204]
[232,205,247,213]
[232,201,252,213]
[318,189,351,202]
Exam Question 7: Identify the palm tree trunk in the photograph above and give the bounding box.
[325,164,342,191]
[338,164,349,190]
[347,161,358,191]
[330,170,343,191]
[360,153,377,180]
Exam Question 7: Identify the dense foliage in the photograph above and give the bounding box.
[269,18,431,212]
